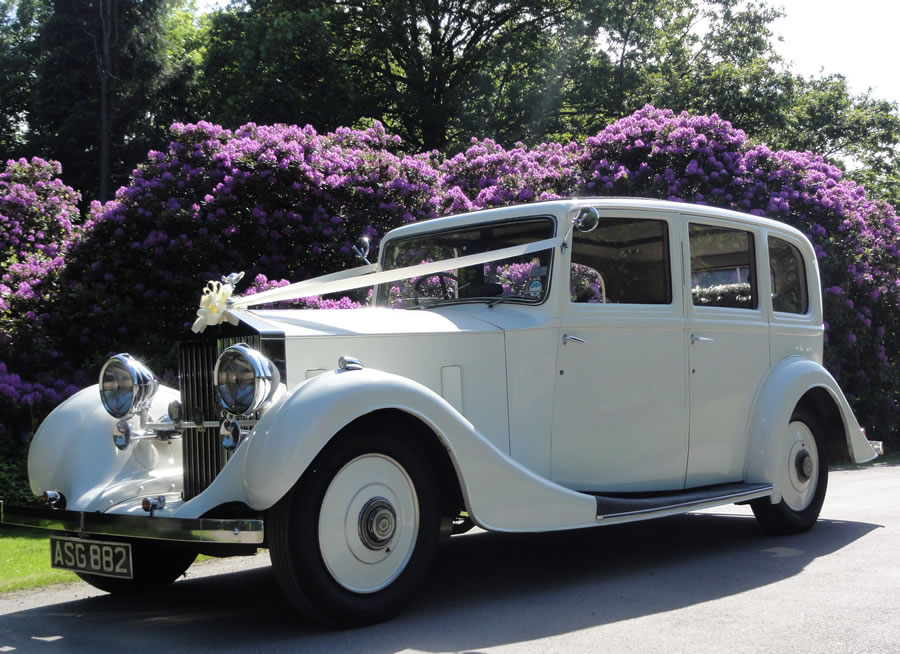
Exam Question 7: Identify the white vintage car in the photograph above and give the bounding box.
[1,198,878,626]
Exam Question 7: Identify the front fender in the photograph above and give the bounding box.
[27,384,183,511]
[233,367,597,532]
[745,356,876,501]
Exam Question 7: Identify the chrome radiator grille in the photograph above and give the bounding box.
[178,334,262,500]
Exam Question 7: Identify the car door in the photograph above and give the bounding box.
[551,210,689,492]
[683,218,771,487]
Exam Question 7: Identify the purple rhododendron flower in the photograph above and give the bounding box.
[1,107,897,443]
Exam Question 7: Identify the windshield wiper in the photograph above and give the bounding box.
[486,296,513,308]
[407,296,517,310]
[408,297,469,310]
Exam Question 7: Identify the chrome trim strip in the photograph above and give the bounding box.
[594,483,775,522]
[143,420,238,430]
[0,502,264,545]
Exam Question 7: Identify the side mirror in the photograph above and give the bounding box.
[574,207,600,233]
[352,236,371,264]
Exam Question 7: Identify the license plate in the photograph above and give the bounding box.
[50,536,133,579]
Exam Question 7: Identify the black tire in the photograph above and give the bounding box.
[751,407,829,535]
[269,430,440,627]
[76,541,197,594]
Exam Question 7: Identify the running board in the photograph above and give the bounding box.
[587,482,774,523]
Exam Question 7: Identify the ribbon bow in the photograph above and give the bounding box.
[191,272,244,333]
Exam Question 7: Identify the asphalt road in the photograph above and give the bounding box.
[1,465,897,653]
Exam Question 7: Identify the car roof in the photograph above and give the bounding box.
[382,197,809,244]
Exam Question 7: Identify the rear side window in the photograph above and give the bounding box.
[768,236,808,314]
[570,217,671,304]
[690,224,757,309]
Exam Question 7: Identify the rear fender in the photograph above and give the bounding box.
[230,367,597,532]
[745,356,876,502]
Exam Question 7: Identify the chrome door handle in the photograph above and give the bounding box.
[562,334,586,345]
[690,334,715,345]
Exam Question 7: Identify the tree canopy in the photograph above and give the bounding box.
[1,0,897,207]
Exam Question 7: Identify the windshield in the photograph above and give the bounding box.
[375,217,556,308]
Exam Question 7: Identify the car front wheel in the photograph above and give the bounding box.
[269,430,440,627]
[751,407,829,534]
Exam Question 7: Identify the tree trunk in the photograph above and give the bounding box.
[97,0,114,202]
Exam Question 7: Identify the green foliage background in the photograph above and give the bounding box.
[1,0,898,207]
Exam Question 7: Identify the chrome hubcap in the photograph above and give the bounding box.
[795,450,813,482]
[359,497,397,550]
[783,421,819,511]
[318,453,419,593]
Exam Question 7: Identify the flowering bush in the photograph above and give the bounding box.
[571,107,898,443]
[0,107,897,456]
[1,158,83,443]
[486,260,541,296]
[39,121,446,379]
[0,157,81,348]
[0,157,80,260]
[440,138,581,211]
[243,274,363,310]
[570,263,606,303]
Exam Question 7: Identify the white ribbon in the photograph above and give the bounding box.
[191,234,564,332]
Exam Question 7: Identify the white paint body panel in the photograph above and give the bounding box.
[183,368,597,531]
[504,324,559,478]
[24,198,876,533]
[28,385,184,513]
[552,305,689,490]
[686,311,770,486]
[281,326,511,453]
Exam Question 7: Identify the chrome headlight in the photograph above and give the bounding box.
[214,344,280,416]
[99,354,158,419]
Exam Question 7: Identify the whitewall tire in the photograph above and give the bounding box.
[269,429,439,627]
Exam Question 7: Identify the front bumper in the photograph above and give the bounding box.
[0,501,264,545]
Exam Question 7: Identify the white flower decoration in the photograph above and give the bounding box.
[191,272,244,333]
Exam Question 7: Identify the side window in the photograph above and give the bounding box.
[570,217,671,304]
[689,223,757,309]
[768,236,808,314]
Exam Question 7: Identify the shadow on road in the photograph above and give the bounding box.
[0,512,880,653]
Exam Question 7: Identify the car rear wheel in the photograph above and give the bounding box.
[269,430,440,627]
[751,407,829,534]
